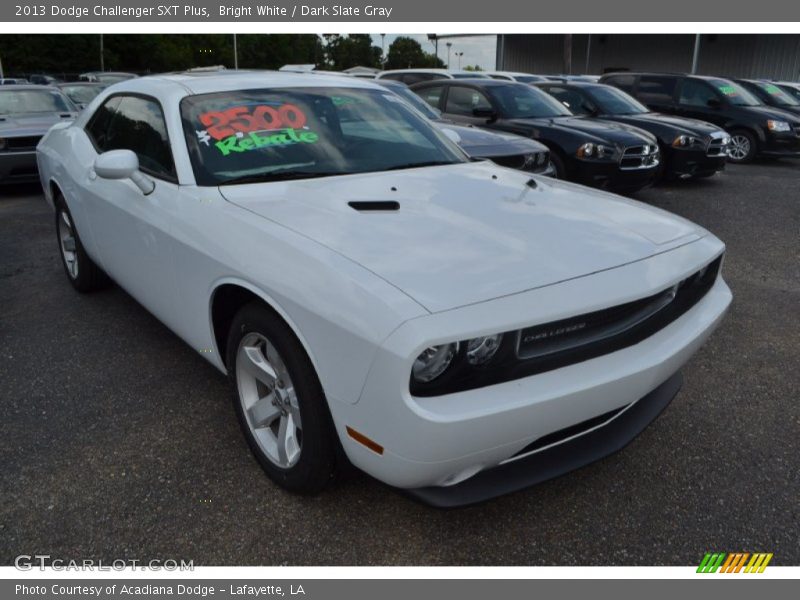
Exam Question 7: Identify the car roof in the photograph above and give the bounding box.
[412,77,522,87]
[0,84,62,92]
[112,71,384,96]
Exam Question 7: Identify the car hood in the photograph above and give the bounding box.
[0,112,76,135]
[738,104,800,124]
[510,115,656,146]
[220,162,704,313]
[439,123,548,157]
[610,112,726,137]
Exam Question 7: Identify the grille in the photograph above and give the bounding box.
[706,139,728,157]
[506,404,630,461]
[619,144,659,170]
[4,136,42,151]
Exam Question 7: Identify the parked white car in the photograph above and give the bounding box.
[37,72,731,506]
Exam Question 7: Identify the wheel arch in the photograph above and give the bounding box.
[727,123,764,144]
[209,279,320,378]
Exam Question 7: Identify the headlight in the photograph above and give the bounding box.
[767,120,791,132]
[0,138,6,151]
[466,334,503,365]
[672,134,700,148]
[576,142,615,160]
[412,343,459,383]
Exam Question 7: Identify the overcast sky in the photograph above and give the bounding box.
[370,34,497,70]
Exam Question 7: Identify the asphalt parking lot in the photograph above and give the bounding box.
[1,162,799,566]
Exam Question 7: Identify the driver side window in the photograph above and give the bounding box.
[86,94,176,181]
[445,86,492,117]
[679,80,719,108]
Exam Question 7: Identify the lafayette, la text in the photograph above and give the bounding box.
[220,4,394,18]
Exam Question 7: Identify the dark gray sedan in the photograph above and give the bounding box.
[376,79,555,176]
[0,86,77,185]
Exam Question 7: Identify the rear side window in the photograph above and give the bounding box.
[604,74,635,93]
[444,86,492,116]
[678,79,719,107]
[417,85,446,110]
[86,95,176,180]
[637,76,678,104]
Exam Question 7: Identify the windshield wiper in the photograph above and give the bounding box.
[218,171,342,185]
[384,160,457,171]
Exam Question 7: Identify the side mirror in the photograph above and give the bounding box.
[472,107,497,121]
[707,98,722,109]
[440,127,462,144]
[94,150,155,195]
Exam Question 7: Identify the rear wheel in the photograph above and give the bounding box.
[227,303,338,494]
[728,130,757,163]
[55,196,109,292]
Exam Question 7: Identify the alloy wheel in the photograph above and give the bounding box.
[728,135,751,161]
[58,210,79,279]
[236,332,302,469]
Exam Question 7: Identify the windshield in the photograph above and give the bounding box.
[751,81,799,106]
[61,85,104,105]
[778,84,800,102]
[181,86,466,186]
[383,84,441,120]
[452,73,489,79]
[0,89,73,114]
[490,84,572,119]
[587,86,649,115]
[707,78,762,106]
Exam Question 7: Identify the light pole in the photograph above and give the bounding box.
[446,42,452,69]
[456,51,464,70]
[233,33,238,70]
[100,34,104,72]
[380,33,386,67]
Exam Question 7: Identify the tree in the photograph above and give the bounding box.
[323,34,382,70]
[385,37,445,70]
[0,34,325,77]
[463,65,484,71]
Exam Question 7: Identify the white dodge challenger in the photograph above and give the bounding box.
[37,72,732,506]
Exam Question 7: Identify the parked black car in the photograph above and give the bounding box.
[375,79,555,176]
[735,79,800,118]
[538,81,730,179]
[600,72,800,163]
[410,78,660,192]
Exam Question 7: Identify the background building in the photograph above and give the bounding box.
[496,34,800,80]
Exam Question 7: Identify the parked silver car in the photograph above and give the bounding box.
[0,86,77,185]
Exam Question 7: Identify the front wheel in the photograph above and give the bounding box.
[227,303,338,494]
[728,130,757,163]
[55,197,109,292]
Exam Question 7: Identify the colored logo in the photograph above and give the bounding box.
[697,552,773,573]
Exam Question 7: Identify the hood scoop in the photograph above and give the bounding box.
[348,200,400,212]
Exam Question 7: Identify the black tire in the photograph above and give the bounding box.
[728,129,758,164]
[226,302,338,494]
[54,194,109,292]
[549,151,569,180]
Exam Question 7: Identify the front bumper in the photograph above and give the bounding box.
[407,370,683,507]
[0,151,39,184]
[666,148,727,178]
[573,159,658,191]
[327,236,731,497]
[760,131,800,157]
